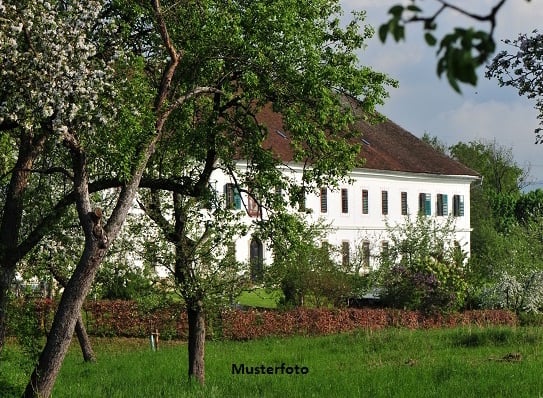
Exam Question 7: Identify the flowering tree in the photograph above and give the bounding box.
[0,0,119,353]
[480,271,543,313]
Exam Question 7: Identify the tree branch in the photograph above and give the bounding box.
[22,167,74,180]
[152,0,181,112]
[137,190,175,241]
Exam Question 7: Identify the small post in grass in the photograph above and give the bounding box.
[150,329,160,351]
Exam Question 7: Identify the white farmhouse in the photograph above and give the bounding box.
[210,105,478,277]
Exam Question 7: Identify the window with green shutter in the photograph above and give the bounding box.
[419,193,431,215]
[453,194,464,217]
[224,183,241,210]
[437,194,448,216]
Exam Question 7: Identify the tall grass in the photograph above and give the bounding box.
[2,327,543,397]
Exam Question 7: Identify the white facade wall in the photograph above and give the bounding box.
[212,161,477,270]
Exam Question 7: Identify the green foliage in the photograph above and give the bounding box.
[89,56,156,182]
[450,140,526,196]
[436,28,495,92]
[449,141,543,313]
[468,219,543,313]
[6,298,43,369]
[0,133,16,178]
[372,215,468,313]
[262,214,352,308]
[94,261,156,301]
[421,132,448,155]
[515,189,543,223]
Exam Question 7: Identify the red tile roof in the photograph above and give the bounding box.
[257,103,478,177]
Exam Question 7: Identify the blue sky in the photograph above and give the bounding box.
[341,0,543,189]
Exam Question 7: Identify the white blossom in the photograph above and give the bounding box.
[0,0,125,137]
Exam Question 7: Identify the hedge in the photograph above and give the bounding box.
[26,299,518,340]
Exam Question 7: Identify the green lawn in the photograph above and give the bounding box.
[2,327,543,397]
[236,288,281,308]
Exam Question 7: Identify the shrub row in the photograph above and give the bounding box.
[32,299,189,339]
[221,308,518,340]
[29,299,517,340]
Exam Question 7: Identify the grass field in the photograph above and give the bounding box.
[236,288,281,308]
[2,326,543,397]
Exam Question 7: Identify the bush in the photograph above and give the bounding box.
[264,214,354,308]
[518,311,543,326]
[372,215,468,313]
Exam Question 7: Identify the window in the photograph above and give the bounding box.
[224,183,241,210]
[436,194,448,216]
[341,188,349,214]
[247,195,260,218]
[419,193,431,215]
[401,192,408,215]
[453,194,464,217]
[381,241,390,261]
[320,187,328,213]
[362,241,370,268]
[362,189,369,214]
[341,241,350,266]
[250,237,263,282]
[381,190,388,215]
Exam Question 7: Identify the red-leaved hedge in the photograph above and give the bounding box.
[28,299,518,340]
[220,308,518,340]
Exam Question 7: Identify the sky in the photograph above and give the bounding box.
[340,0,543,189]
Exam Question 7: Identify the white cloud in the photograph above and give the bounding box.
[436,100,538,143]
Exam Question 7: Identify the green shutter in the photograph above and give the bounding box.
[234,187,241,210]
[443,194,448,215]
[420,193,431,216]
[425,193,431,216]
[453,194,464,217]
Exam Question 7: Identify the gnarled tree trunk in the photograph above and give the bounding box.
[187,299,206,384]
[23,243,106,398]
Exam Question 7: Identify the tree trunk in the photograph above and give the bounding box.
[187,300,206,385]
[48,263,96,362]
[0,264,16,353]
[0,134,46,351]
[23,244,106,398]
[75,314,95,362]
